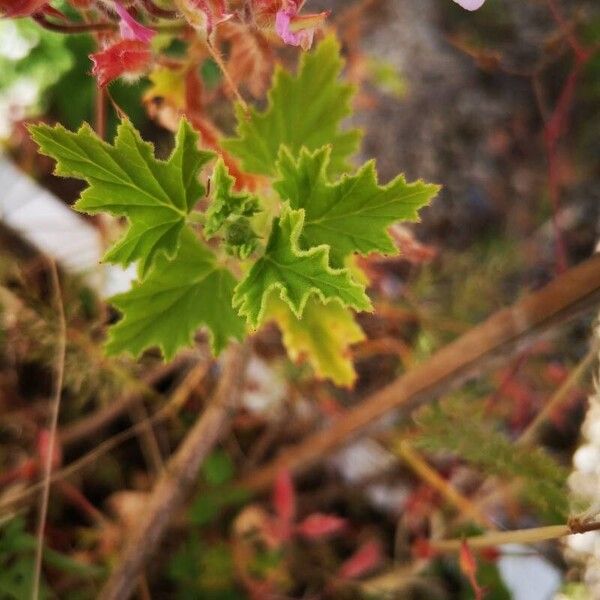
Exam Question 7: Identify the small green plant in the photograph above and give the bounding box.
[0,516,103,599]
[413,396,569,522]
[30,37,439,387]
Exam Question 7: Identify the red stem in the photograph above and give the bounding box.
[139,0,178,19]
[95,85,107,141]
[543,53,591,273]
[33,13,116,34]
[545,0,588,62]
[538,0,595,273]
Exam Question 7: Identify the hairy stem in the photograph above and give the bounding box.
[33,14,116,34]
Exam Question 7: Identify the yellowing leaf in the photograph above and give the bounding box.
[266,295,365,387]
[143,66,187,110]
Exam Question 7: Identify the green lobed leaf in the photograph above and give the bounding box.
[29,118,213,277]
[204,158,260,258]
[106,228,245,359]
[233,204,372,328]
[275,146,440,267]
[223,35,361,178]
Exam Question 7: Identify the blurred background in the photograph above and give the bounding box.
[0,0,599,598]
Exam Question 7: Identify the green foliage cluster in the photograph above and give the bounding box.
[169,450,247,599]
[0,19,72,135]
[189,450,249,527]
[30,36,438,385]
[413,396,569,522]
[0,516,102,599]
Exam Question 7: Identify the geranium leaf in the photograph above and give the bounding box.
[106,228,245,359]
[275,146,440,268]
[223,35,360,178]
[233,204,371,328]
[29,118,213,277]
[265,295,365,387]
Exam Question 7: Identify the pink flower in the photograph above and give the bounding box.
[275,2,328,50]
[176,0,233,35]
[453,0,486,10]
[114,1,156,43]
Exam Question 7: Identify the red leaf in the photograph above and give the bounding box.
[338,540,383,579]
[411,537,437,560]
[295,513,347,539]
[480,546,500,562]
[272,469,296,526]
[90,40,152,88]
[0,0,47,17]
[0,459,37,487]
[36,428,62,470]
[460,540,485,600]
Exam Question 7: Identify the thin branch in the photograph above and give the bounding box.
[95,85,107,141]
[139,0,178,19]
[32,14,116,34]
[128,400,165,475]
[396,441,496,530]
[205,39,249,114]
[240,254,600,492]
[0,355,213,515]
[430,518,600,553]
[518,341,598,446]
[32,261,66,600]
[98,343,249,600]
[59,357,188,448]
[544,0,588,60]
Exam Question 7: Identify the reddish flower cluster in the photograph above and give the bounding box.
[0,0,48,17]
[91,1,156,88]
[91,39,152,88]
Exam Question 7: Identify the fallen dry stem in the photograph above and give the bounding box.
[98,343,249,600]
[32,261,66,600]
[430,517,600,553]
[0,355,213,515]
[397,441,496,529]
[240,254,600,492]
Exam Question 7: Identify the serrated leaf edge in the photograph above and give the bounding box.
[233,204,372,328]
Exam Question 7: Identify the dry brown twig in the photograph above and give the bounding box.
[98,342,250,600]
[240,254,600,492]
[517,341,598,446]
[0,354,213,515]
[59,353,194,448]
[32,260,66,600]
[430,518,600,553]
